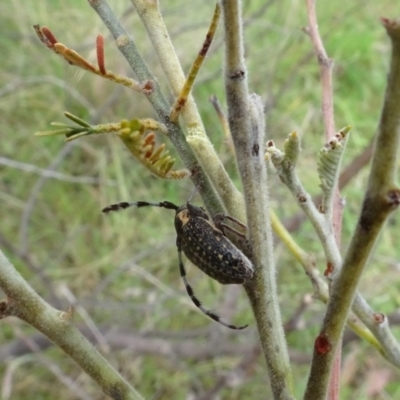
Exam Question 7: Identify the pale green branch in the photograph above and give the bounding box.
[0,250,144,400]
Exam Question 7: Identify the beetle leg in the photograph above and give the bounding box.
[178,249,248,330]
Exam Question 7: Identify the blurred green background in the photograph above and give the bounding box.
[0,0,399,399]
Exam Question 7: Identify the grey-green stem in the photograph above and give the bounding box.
[0,250,144,400]
[304,18,400,400]
[220,1,294,399]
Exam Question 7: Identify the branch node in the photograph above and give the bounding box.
[315,333,332,355]
[61,305,75,321]
[386,188,400,209]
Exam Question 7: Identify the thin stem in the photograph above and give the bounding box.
[170,4,221,122]
[304,0,335,141]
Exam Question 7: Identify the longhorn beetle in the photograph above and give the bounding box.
[102,199,254,330]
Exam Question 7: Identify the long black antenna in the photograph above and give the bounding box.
[102,201,179,213]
